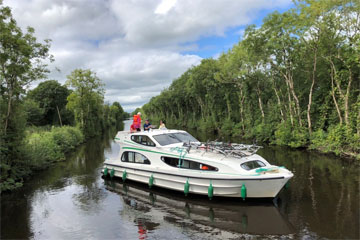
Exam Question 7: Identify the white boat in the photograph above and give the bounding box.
[102,129,293,199]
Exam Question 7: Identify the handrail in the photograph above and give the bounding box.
[182,141,262,158]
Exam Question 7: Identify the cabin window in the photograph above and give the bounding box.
[171,132,199,143]
[153,134,179,146]
[153,132,199,146]
[161,156,217,171]
[131,135,156,147]
[121,151,151,164]
[240,160,265,170]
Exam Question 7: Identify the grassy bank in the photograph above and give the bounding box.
[1,126,84,192]
[26,126,84,168]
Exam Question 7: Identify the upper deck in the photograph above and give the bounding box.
[114,129,264,164]
[115,129,199,146]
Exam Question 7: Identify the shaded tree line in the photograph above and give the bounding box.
[143,0,359,158]
[0,2,126,191]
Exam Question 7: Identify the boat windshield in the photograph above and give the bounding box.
[153,132,199,146]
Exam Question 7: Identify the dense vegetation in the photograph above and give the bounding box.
[0,3,126,191]
[143,0,360,158]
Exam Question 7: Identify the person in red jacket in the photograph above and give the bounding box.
[133,112,142,131]
[130,124,137,133]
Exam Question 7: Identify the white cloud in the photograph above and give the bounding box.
[3,0,292,112]
[155,0,177,15]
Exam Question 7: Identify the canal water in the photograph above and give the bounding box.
[1,120,359,239]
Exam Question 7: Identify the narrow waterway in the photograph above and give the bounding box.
[1,120,359,239]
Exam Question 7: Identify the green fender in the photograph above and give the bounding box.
[122,170,127,182]
[184,179,190,196]
[149,174,154,188]
[241,184,247,201]
[208,181,214,200]
[103,167,108,177]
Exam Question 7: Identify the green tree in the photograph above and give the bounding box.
[66,69,105,139]
[23,99,44,126]
[142,0,359,158]
[131,107,142,116]
[111,102,125,121]
[27,80,72,126]
[0,2,53,190]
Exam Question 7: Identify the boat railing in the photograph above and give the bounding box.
[182,141,262,158]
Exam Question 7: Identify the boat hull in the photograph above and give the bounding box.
[103,163,291,198]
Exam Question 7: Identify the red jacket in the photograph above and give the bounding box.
[133,115,141,128]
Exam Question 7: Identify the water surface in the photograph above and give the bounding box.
[1,120,359,239]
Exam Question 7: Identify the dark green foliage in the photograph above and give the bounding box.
[1,126,84,191]
[220,119,234,136]
[131,108,142,116]
[0,102,29,191]
[23,99,44,126]
[310,125,360,158]
[253,123,274,143]
[27,80,72,126]
[108,102,126,129]
[0,3,54,191]
[274,122,293,146]
[273,122,309,148]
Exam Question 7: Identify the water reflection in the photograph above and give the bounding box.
[105,180,295,237]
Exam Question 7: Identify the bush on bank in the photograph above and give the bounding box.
[26,126,84,169]
[309,125,360,159]
[0,126,84,192]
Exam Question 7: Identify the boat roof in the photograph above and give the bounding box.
[115,129,262,160]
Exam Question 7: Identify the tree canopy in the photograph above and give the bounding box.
[66,69,105,138]
[143,0,360,157]
[26,80,72,126]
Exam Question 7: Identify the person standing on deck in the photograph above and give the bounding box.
[133,112,142,131]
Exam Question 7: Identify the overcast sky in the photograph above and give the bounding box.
[4,0,293,112]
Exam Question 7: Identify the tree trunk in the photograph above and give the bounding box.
[288,74,302,127]
[307,50,317,134]
[197,97,205,120]
[285,79,294,126]
[256,86,265,122]
[344,69,352,126]
[271,62,294,125]
[4,87,13,135]
[238,86,245,132]
[328,57,353,126]
[225,93,232,120]
[56,105,63,127]
[328,59,343,124]
[271,77,285,122]
[357,104,360,136]
[280,49,302,126]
